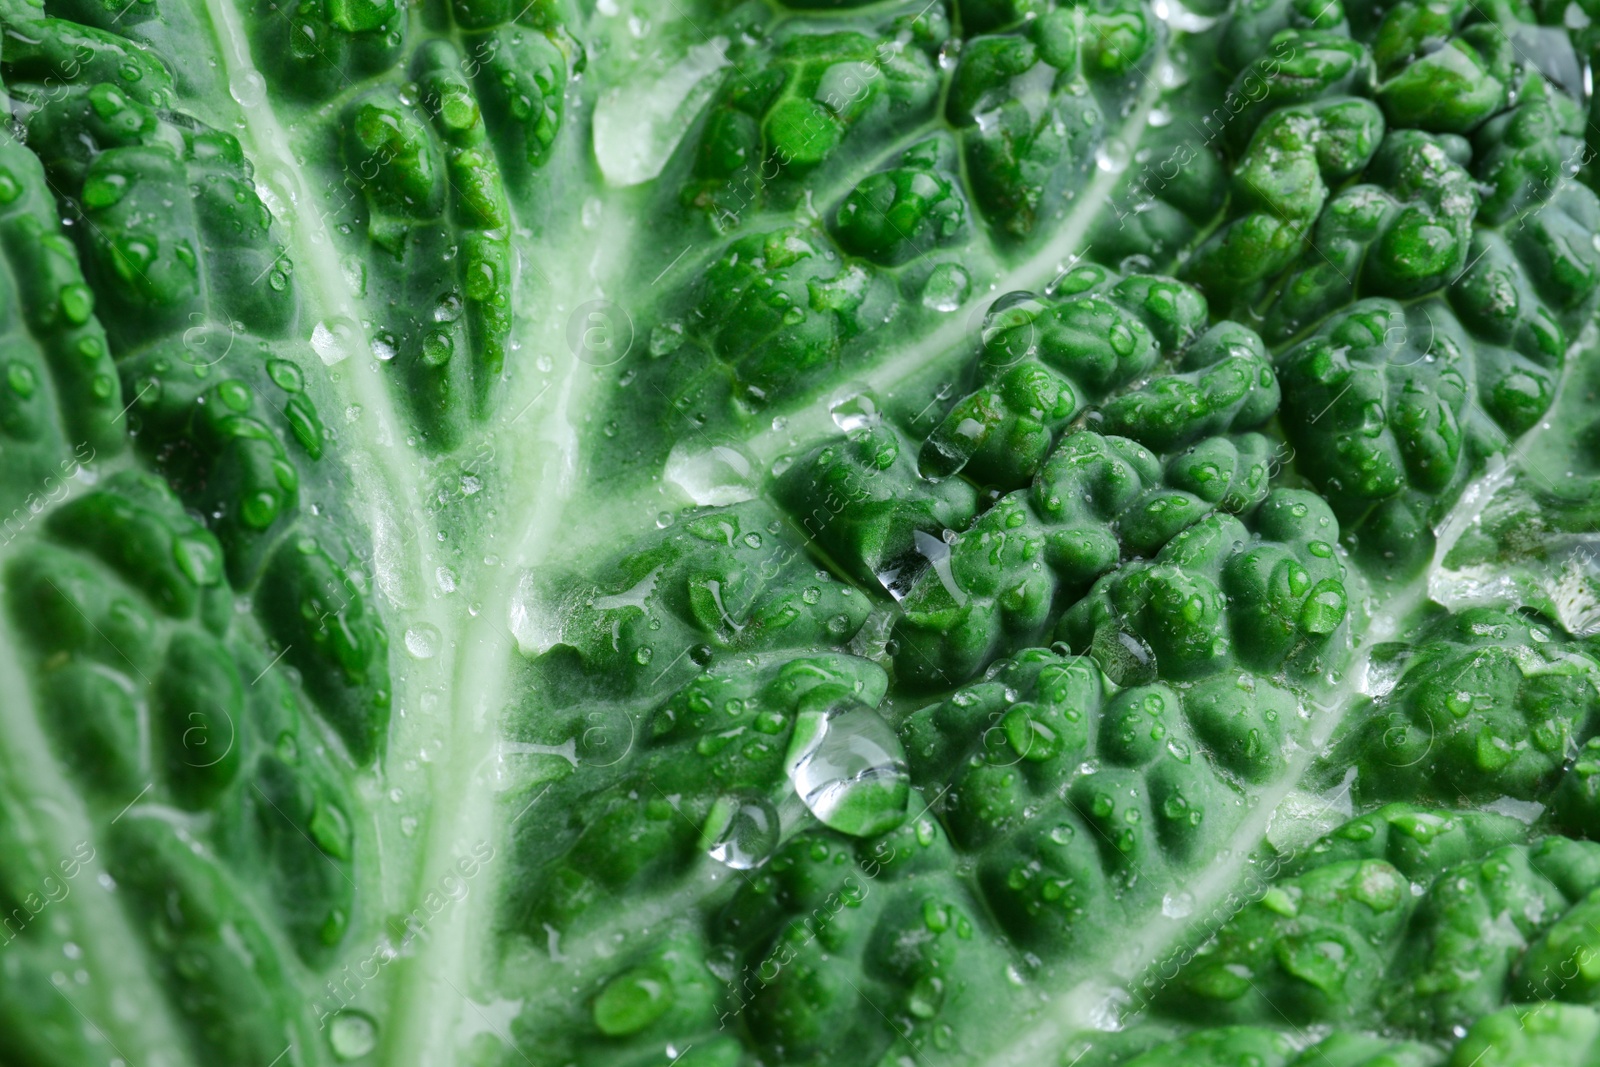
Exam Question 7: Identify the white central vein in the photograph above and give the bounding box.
[198,0,470,1057]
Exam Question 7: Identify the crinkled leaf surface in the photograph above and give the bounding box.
[2,0,1600,1063]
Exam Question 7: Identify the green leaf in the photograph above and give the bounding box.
[0,0,1599,1063]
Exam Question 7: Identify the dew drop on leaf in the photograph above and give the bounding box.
[703,794,780,870]
[784,698,909,838]
[404,624,440,659]
[329,1011,377,1059]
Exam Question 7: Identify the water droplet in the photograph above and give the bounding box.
[908,975,944,1018]
[649,320,685,357]
[878,529,960,604]
[829,391,880,433]
[311,318,358,365]
[229,70,266,108]
[1095,142,1129,174]
[1091,628,1157,685]
[329,1011,377,1059]
[593,965,672,1036]
[370,333,397,362]
[921,263,970,313]
[703,794,780,870]
[664,441,757,506]
[404,624,440,659]
[784,699,909,837]
[267,358,304,392]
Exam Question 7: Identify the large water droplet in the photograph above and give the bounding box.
[592,39,730,187]
[329,1011,377,1059]
[510,572,564,656]
[1091,627,1156,686]
[1162,891,1194,919]
[829,391,880,433]
[665,441,757,505]
[921,263,970,313]
[311,317,358,365]
[877,528,959,603]
[980,292,1047,367]
[784,699,909,837]
[703,794,780,870]
[229,70,266,108]
[1094,142,1130,174]
[404,624,440,659]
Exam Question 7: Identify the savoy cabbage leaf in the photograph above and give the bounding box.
[1,0,1600,1063]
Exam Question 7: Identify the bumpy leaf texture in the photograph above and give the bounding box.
[1,0,1600,1062]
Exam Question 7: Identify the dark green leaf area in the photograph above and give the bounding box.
[113,341,391,764]
[244,0,574,124]
[109,813,323,1066]
[0,136,126,480]
[341,43,515,448]
[1350,608,1600,806]
[529,501,875,702]
[18,80,298,347]
[831,147,968,267]
[1057,489,1348,686]
[711,827,1014,1065]
[0,1,174,109]
[1162,805,1600,1041]
[1219,0,1351,73]
[649,227,893,425]
[889,432,1292,689]
[903,650,1276,952]
[1359,0,1573,136]
[686,31,940,214]
[1275,274,1572,579]
[921,267,1203,489]
[1252,131,1473,340]
[949,0,1157,237]
[1088,124,1230,269]
[775,419,981,594]
[3,469,364,969]
[1552,738,1600,841]
[507,651,891,933]
[219,747,359,968]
